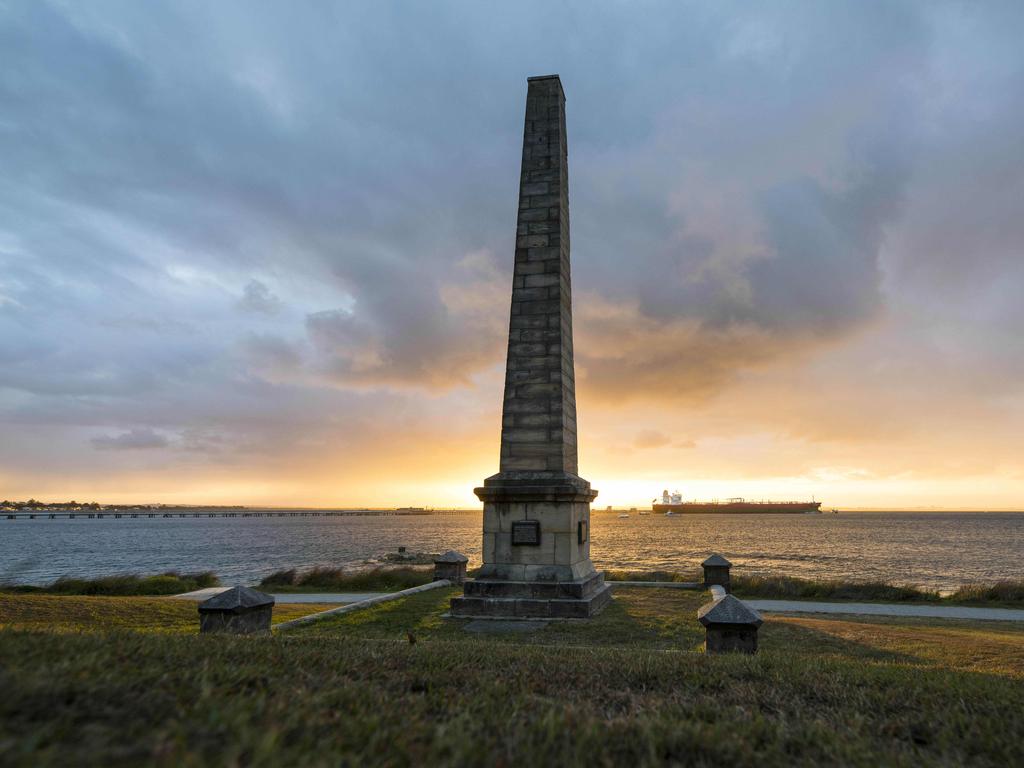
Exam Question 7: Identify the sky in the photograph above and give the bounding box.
[1,1,1023,509]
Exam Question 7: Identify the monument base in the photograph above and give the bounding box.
[450,571,612,619]
[452,472,611,620]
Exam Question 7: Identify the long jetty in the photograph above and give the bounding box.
[3,509,471,520]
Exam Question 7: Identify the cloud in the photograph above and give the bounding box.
[633,430,671,449]
[238,280,282,315]
[572,93,915,403]
[304,250,507,389]
[91,428,169,451]
[0,1,1022,505]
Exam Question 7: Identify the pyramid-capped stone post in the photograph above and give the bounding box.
[698,594,763,654]
[450,75,611,620]
[198,585,275,634]
[702,554,732,592]
[433,550,469,584]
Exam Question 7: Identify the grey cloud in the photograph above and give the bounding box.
[238,280,282,315]
[91,428,169,450]
[575,130,913,401]
[746,130,910,335]
[240,332,304,382]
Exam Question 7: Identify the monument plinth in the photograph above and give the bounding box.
[451,75,611,619]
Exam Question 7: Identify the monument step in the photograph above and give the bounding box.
[462,571,606,601]
[450,584,612,620]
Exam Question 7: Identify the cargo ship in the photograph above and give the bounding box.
[653,490,821,514]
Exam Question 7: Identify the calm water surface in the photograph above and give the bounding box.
[2,511,1022,591]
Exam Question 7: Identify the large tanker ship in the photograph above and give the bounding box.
[652,490,821,514]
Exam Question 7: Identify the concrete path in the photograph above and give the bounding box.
[746,599,1024,623]
[613,581,700,590]
[173,587,390,604]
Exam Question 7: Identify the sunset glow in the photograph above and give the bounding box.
[2,3,1023,510]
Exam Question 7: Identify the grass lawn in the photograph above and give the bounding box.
[286,585,710,650]
[1,587,1022,766]
[0,594,335,634]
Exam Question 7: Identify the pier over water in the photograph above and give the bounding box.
[3,509,467,520]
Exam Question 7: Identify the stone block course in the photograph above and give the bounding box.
[502,428,549,443]
[516,234,549,248]
[517,298,561,314]
[526,245,561,260]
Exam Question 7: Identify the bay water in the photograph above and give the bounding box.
[2,510,1021,592]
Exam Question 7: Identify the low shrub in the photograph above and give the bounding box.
[0,571,219,596]
[260,569,298,587]
[731,575,938,602]
[947,580,1024,605]
[258,566,434,592]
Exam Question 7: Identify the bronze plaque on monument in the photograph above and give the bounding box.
[511,520,541,546]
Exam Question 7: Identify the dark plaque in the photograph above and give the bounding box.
[511,519,541,546]
[577,520,588,545]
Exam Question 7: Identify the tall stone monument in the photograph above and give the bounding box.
[451,75,611,619]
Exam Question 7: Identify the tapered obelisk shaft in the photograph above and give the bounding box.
[451,75,610,619]
[499,75,578,476]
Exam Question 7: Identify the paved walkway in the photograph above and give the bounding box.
[173,587,390,604]
[746,599,1024,622]
[172,587,1024,623]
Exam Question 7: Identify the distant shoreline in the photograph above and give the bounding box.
[4,500,1023,515]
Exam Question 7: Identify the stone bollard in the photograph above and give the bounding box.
[702,554,732,592]
[697,594,763,654]
[433,550,468,584]
[198,585,275,634]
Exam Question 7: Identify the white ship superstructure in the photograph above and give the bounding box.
[659,489,683,505]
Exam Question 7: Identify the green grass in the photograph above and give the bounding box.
[0,571,219,596]
[258,566,436,592]
[286,586,710,650]
[0,594,336,634]
[2,587,1023,766]
[284,586,1024,678]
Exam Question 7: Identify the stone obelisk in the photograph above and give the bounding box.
[451,75,611,619]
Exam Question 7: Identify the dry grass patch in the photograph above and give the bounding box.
[764,613,1024,679]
